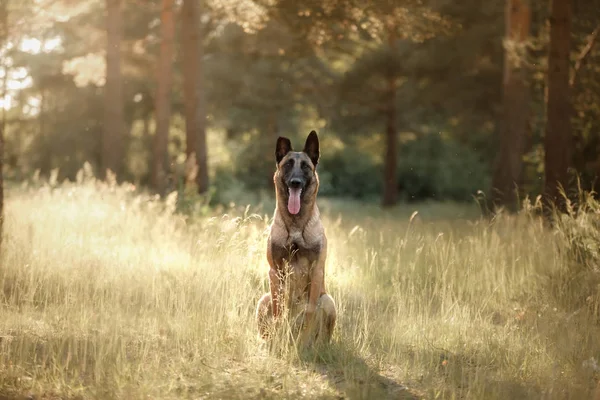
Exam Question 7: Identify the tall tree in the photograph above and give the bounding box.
[0,0,7,249]
[265,1,502,206]
[181,0,208,193]
[152,0,176,193]
[382,19,399,207]
[204,19,331,190]
[332,3,453,208]
[544,0,573,211]
[490,0,531,211]
[104,0,124,179]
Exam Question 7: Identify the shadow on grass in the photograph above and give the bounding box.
[394,344,548,400]
[295,337,575,400]
[297,341,420,400]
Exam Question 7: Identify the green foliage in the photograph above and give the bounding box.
[2,0,600,203]
[208,164,261,207]
[528,1,600,193]
[220,133,488,204]
[318,146,382,199]
[225,133,275,192]
[174,179,214,217]
[397,133,490,202]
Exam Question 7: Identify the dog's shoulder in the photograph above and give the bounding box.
[269,209,287,239]
[296,206,325,250]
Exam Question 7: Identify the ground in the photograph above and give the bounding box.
[0,176,599,399]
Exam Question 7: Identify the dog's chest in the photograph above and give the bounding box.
[287,229,304,248]
[285,228,319,263]
[287,252,311,301]
[281,229,318,302]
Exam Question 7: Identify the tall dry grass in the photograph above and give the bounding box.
[1,170,599,399]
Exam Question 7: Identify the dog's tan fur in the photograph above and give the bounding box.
[256,131,336,345]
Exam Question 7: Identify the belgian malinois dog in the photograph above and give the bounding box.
[256,130,336,347]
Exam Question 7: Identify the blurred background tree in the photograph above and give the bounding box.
[0,0,598,210]
[490,0,530,211]
[152,0,176,195]
[0,0,8,245]
[103,0,124,180]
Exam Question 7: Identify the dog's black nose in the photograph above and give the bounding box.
[289,178,302,189]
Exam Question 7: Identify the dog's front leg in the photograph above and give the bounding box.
[267,239,286,318]
[305,266,323,323]
[268,267,282,318]
[299,256,325,348]
[304,242,327,327]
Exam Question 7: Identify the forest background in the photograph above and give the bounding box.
[0,0,596,210]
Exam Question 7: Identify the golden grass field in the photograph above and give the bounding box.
[1,171,600,399]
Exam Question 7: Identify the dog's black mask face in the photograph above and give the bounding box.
[275,131,320,215]
[280,153,313,191]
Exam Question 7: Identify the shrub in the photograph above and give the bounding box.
[222,131,490,203]
[397,133,490,202]
[318,147,382,199]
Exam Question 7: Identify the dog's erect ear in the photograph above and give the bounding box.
[303,130,320,166]
[276,136,292,164]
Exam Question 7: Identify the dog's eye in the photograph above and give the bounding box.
[286,159,294,168]
[301,161,310,170]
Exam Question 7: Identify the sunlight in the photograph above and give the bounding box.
[62,53,106,87]
[20,38,41,54]
[20,36,62,54]
[44,37,62,52]
[7,76,32,91]
[0,67,33,110]
[0,36,62,112]
[7,68,32,91]
[11,67,28,80]
[0,94,12,110]
[0,0,597,398]
[23,96,41,117]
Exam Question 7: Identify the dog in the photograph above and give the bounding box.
[255,130,336,347]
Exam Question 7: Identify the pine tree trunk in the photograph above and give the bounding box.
[0,73,4,252]
[38,88,53,176]
[182,0,208,194]
[152,0,176,194]
[490,0,531,211]
[182,0,197,184]
[267,113,278,189]
[382,75,398,207]
[544,0,573,212]
[195,17,208,195]
[103,0,124,179]
[0,0,8,250]
[382,23,398,208]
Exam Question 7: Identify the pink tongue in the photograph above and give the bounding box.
[288,188,301,215]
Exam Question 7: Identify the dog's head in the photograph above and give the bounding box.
[274,131,320,216]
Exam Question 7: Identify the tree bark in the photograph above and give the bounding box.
[267,113,278,188]
[103,0,124,179]
[182,0,208,194]
[0,0,8,250]
[490,0,531,211]
[544,0,573,212]
[38,88,50,175]
[382,75,398,207]
[152,0,176,194]
[382,24,398,208]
